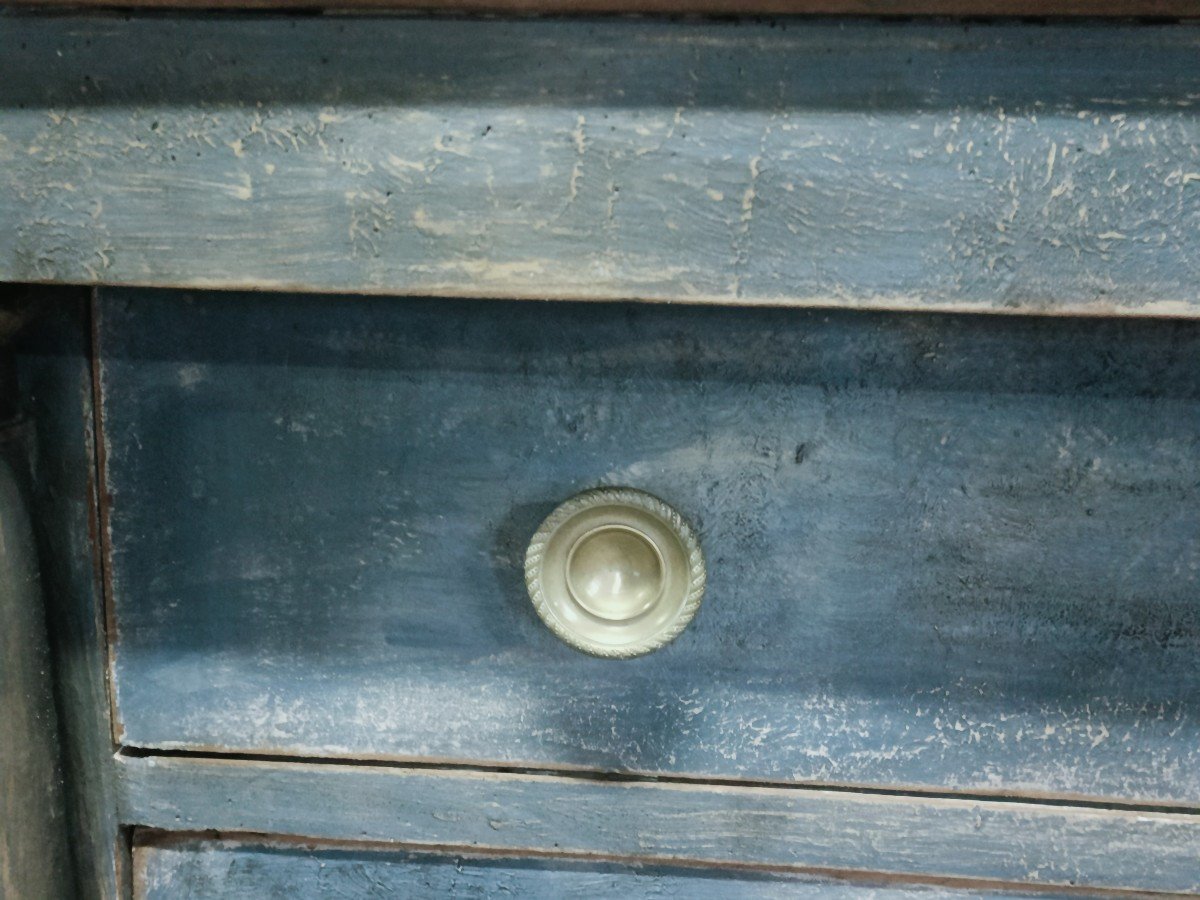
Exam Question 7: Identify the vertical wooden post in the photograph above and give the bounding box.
[0,439,75,899]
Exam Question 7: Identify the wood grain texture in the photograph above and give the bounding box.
[15,293,123,900]
[0,439,74,900]
[6,0,1200,15]
[4,15,1200,316]
[116,754,1200,894]
[130,837,1071,899]
[98,289,1200,805]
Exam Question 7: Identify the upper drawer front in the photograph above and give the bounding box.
[101,289,1200,803]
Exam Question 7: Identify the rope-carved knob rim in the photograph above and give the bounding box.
[524,487,706,658]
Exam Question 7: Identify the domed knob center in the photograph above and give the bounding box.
[566,525,664,621]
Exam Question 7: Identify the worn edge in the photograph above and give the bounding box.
[5,0,1200,14]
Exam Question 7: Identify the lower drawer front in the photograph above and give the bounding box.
[101,288,1200,803]
[132,839,1051,899]
[117,754,1200,894]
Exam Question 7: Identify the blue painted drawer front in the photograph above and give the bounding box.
[99,288,1200,803]
[133,839,1060,899]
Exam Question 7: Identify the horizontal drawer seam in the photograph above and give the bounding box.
[116,747,1200,816]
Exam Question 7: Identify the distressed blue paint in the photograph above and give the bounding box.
[2,16,1200,315]
[133,839,1069,899]
[98,288,1200,804]
[117,755,1200,894]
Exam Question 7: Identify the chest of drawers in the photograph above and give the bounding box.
[3,10,1200,898]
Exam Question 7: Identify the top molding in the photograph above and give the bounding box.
[3,15,1200,316]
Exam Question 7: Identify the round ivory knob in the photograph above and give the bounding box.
[524,488,706,658]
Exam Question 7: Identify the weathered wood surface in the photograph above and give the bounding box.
[4,16,1200,317]
[8,0,1200,16]
[15,293,124,900]
[0,440,74,900]
[117,754,1200,894]
[131,837,1070,899]
[99,289,1200,804]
